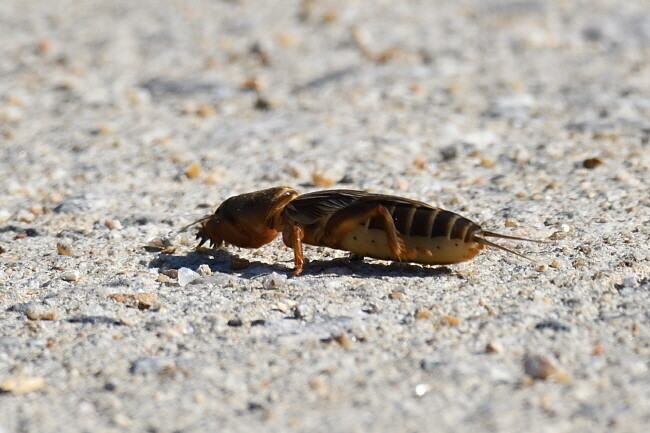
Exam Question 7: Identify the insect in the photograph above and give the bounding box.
[187,187,542,275]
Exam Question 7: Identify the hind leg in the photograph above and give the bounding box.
[321,202,406,259]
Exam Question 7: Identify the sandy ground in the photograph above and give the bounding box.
[1,0,650,432]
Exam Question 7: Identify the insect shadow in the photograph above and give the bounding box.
[148,248,455,280]
[301,256,455,279]
[147,249,278,277]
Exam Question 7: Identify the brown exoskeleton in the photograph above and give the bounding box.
[188,187,542,275]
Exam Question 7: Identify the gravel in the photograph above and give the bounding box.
[1,0,650,432]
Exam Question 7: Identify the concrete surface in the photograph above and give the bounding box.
[1,0,649,432]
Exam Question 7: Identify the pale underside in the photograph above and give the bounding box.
[332,225,482,265]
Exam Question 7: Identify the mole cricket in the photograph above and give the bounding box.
[184,187,543,275]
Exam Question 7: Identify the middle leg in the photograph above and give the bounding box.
[282,223,305,276]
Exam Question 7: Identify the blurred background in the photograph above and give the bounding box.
[2,0,648,215]
[1,2,649,432]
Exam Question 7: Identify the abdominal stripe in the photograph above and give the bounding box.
[410,207,437,237]
[391,205,417,235]
[450,216,473,241]
[430,210,458,238]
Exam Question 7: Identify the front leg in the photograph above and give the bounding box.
[322,201,406,259]
[282,223,305,276]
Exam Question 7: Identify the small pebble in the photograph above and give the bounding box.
[227,317,243,327]
[439,145,458,161]
[480,156,496,168]
[94,124,114,135]
[394,178,409,191]
[573,258,587,267]
[535,264,548,272]
[593,343,605,356]
[112,414,132,428]
[52,194,91,214]
[203,168,222,185]
[362,303,380,314]
[177,267,200,287]
[321,9,338,23]
[193,392,207,403]
[195,104,215,118]
[534,320,571,332]
[478,298,496,316]
[61,270,81,282]
[16,209,35,223]
[442,315,461,326]
[308,377,325,392]
[147,237,172,250]
[242,77,265,91]
[414,383,431,397]
[130,357,170,375]
[26,305,58,320]
[333,333,353,349]
[583,157,604,169]
[276,31,297,48]
[160,269,178,279]
[413,156,427,169]
[292,304,312,319]
[250,42,271,65]
[104,219,122,230]
[197,264,212,276]
[262,272,287,289]
[0,209,10,223]
[485,341,503,353]
[156,321,191,338]
[388,291,405,300]
[414,308,432,320]
[420,357,446,371]
[109,293,159,310]
[56,242,73,256]
[0,376,45,394]
[523,354,561,380]
[29,206,44,215]
[254,96,275,111]
[156,274,175,284]
[622,274,637,288]
[273,302,289,313]
[185,162,202,179]
[312,170,336,187]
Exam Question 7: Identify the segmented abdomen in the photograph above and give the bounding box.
[340,203,484,264]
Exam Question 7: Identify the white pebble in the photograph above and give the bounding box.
[622,274,637,288]
[414,383,431,397]
[26,305,58,320]
[104,219,123,230]
[262,272,287,289]
[61,270,81,282]
[16,209,35,223]
[178,267,200,287]
[0,209,10,223]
